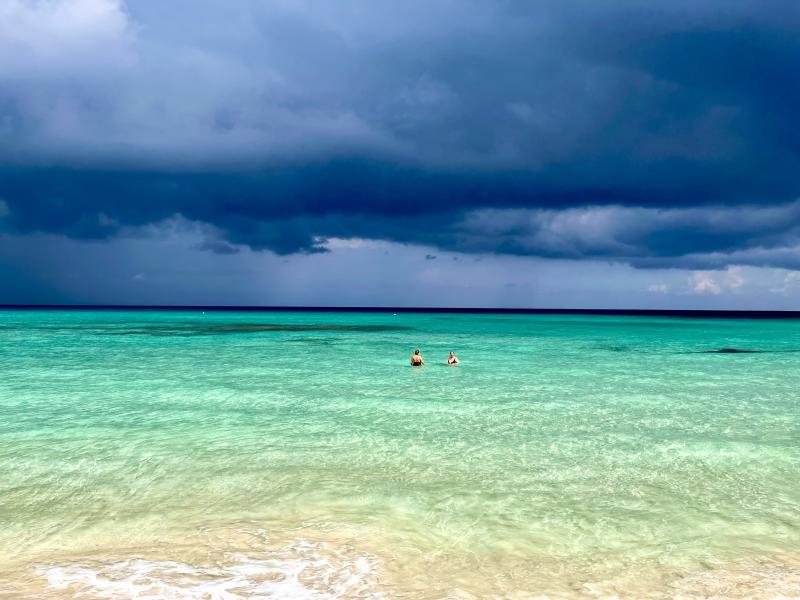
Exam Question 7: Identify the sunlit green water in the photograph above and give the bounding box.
[1,309,799,598]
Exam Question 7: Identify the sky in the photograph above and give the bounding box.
[2,0,800,308]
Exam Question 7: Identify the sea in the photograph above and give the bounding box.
[1,308,799,598]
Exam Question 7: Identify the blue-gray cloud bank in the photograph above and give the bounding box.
[3,0,800,269]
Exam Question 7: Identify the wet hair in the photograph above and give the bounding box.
[414,349,420,354]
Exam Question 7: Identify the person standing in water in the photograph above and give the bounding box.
[447,351,459,365]
[411,349,424,366]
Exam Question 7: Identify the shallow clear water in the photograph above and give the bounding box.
[1,309,799,598]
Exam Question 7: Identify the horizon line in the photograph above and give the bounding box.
[2,304,800,319]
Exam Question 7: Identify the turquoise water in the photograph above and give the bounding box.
[1,309,799,598]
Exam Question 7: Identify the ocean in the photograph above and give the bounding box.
[1,309,799,598]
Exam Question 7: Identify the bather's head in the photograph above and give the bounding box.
[414,349,420,355]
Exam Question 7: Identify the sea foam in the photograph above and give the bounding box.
[37,541,381,599]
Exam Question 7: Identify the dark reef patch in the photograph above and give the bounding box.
[585,345,630,352]
[103,323,412,336]
[703,348,762,354]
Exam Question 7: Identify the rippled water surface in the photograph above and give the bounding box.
[1,309,799,598]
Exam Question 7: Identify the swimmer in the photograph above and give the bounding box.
[447,351,459,365]
[411,349,424,366]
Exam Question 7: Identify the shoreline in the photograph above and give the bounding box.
[5,523,800,598]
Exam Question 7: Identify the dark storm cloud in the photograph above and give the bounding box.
[2,0,800,266]
[444,203,800,270]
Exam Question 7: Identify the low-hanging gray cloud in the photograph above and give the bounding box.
[447,203,800,269]
[2,0,800,268]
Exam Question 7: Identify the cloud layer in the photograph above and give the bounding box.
[2,0,800,267]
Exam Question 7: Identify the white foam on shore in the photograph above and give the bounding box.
[36,541,382,599]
